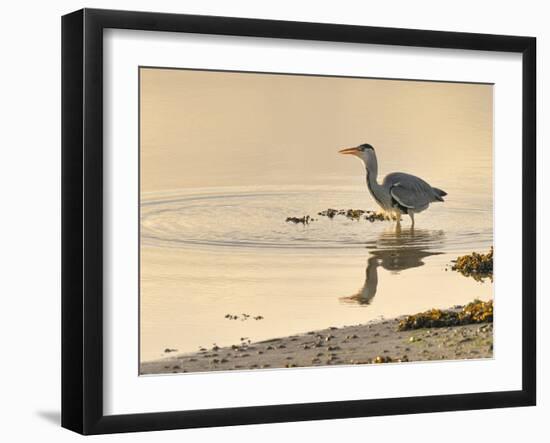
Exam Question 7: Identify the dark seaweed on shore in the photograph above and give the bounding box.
[397,299,493,331]
[451,247,493,282]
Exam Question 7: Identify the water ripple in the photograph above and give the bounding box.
[141,186,492,253]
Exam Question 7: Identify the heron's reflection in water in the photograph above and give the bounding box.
[341,226,445,305]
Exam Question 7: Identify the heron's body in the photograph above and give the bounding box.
[339,143,447,226]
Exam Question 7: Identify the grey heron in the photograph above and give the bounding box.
[339,143,447,226]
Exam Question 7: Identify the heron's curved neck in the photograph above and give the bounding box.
[363,151,387,207]
[362,149,377,178]
[364,150,380,187]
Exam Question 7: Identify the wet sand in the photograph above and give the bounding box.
[141,310,493,375]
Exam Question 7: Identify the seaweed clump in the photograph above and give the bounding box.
[397,299,493,331]
[317,208,393,222]
[225,313,264,321]
[451,247,493,281]
[286,215,315,224]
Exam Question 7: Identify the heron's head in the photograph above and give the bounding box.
[338,143,375,164]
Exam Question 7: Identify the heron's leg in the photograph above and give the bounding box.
[409,211,415,227]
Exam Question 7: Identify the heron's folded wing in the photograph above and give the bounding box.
[389,181,433,209]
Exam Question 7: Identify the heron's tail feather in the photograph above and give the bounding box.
[432,187,447,201]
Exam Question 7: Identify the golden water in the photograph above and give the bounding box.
[139,68,493,362]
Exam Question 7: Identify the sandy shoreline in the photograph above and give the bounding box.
[141,310,493,375]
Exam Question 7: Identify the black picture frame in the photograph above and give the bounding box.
[62,8,536,435]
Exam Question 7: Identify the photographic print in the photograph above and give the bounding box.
[139,67,494,375]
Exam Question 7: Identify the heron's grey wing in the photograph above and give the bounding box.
[384,172,437,210]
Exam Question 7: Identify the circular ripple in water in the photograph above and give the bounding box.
[142,188,362,250]
[141,187,492,252]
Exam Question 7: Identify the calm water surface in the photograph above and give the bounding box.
[139,69,493,362]
[140,177,493,361]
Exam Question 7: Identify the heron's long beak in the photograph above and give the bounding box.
[339,146,361,156]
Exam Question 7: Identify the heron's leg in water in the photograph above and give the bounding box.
[409,211,415,227]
